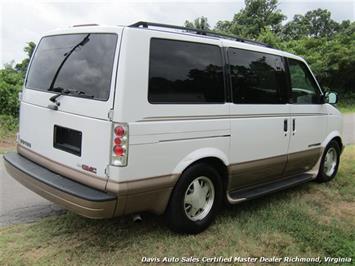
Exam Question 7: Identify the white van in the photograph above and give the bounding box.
[4,22,343,234]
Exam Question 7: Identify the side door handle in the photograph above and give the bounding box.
[284,119,288,135]
[292,118,296,135]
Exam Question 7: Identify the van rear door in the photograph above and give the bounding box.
[18,28,122,187]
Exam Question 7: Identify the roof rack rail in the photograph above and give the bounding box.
[72,23,99,27]
[129,21,272,48]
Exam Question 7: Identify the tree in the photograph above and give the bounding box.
[282,14,310,40]
[216,0,286,38]
[257,28,282,48]
[184,16,210,30]
[282,22,355,92]
[214,20,233,34]
[0,42,35,117]
[338,20,351,33]
[0,67,23,116]
[15,41,36,77]
[305,8,338,37]
[282,9,339,40]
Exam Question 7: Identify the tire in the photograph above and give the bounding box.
[315,140,341,183]
[165,163,223,234]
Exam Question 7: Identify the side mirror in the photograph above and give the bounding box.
[326,92,338,104]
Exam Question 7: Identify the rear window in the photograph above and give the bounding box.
[148,38,225,104]
[26,33,117,101]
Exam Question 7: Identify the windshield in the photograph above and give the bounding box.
[26,33,117,101]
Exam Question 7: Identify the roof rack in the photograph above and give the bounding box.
[129,21,272,48]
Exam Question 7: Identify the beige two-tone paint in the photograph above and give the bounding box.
[14,144,322,218]
[227,148,322,192]
[16,144,179,217]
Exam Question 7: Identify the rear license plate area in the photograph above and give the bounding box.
[53,125,82,156]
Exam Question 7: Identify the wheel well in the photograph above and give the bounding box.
[187,157,229,191]
[331,136,343,150]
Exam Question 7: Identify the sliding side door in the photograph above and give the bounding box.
[228,47,291,191]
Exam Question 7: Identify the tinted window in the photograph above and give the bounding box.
[26,33,117,101]
[288,59,321,104]
[228,48,287,104]
[148,39,224,103]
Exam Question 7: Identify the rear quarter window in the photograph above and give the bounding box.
[148,38,225,104]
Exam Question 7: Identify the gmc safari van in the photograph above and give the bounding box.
[4,22,343,234]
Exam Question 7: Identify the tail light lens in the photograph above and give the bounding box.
[111,123,128,166]
[114,126,125,137]
[113,145,124,156]
[114,137,122,145]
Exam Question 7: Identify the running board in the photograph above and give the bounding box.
[227,174,314,204]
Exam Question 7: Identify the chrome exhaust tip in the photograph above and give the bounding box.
[132,214,142,223]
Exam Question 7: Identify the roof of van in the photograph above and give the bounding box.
[44,22,304,62]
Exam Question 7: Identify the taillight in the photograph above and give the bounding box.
[114,137,122,145]
[113,145,124,156]
[114,126,125,137]
[111,123,128,166]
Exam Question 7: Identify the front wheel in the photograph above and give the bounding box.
[165,163,223,234]
[315,140,341,182]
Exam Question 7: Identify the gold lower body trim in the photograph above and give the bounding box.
[13,145,179,217]
[228,148,322,191]
[17,144,108,191]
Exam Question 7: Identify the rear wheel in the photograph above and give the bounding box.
[316,140,340,182]
[165,163,222,234]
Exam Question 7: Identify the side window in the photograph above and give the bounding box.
[288,59,321,104]
[228,48,287,104]
[148,38,224,103]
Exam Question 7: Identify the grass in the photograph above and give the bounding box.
[0,146,354,265]
[338,92,355,113]
[338,105,355,113]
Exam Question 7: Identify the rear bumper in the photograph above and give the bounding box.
[4,152,117,219]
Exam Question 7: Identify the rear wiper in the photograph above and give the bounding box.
[48,87,70,103]
[48,87,94,103]
[48,34,90,91]
[47,34,91,103]
[69,90,95,99]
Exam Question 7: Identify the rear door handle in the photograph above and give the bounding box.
[284,119,288,132]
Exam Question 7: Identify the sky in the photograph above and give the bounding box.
[0,0,354,67]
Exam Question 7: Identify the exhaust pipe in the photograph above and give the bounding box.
[132,214,142,223]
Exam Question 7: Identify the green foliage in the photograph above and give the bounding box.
[0,42,34,120]
[15,41,36,78]
[283,9,339,40]
[281,23,355,93]
[256,28,282,48]
[0,114,18,138]
[0,67,23,116]
[337,92,355,113]
[212,0,355,95]
[184,16,210,30]
[224,0,285,38]
[214,20,233,34]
